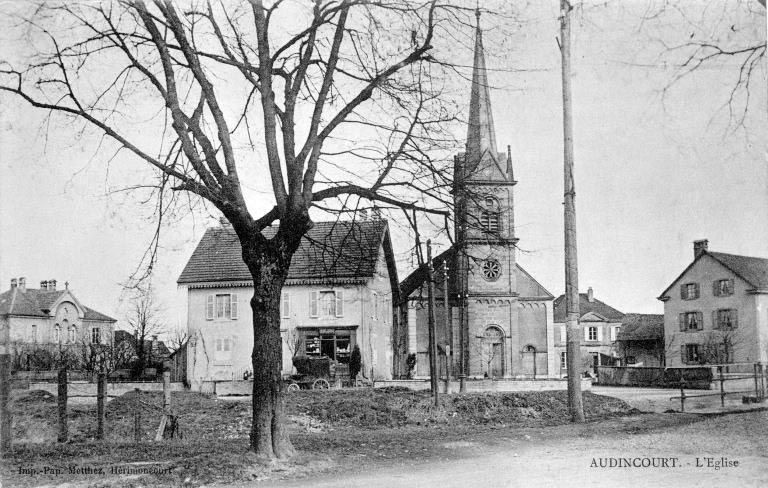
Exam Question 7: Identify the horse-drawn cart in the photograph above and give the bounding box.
[285,356,336,390]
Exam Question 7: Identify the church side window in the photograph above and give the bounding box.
[53,325,61,343]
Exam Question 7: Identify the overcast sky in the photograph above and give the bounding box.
[1,0,765,335]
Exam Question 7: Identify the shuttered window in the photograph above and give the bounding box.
[310,290,344,318]
[680,283,700,300]
[713,279,734,297]
[206,293,238,319]
[678,312,703,331]
[282,292,291,319]
[713,309,738,330]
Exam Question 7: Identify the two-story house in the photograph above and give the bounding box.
[177,219,399,389]
[553,287,624,375]
[0,277,116,368]
[658,239,768,367]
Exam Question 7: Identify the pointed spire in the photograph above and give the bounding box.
[465,9,498,172]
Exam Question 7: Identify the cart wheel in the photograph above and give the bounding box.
[287,382,300,392]
[312,378,330,390]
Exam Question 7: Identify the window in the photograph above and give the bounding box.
[68,325,77,343]
[682,344,700,364]
[610,325,620,342]
[302,329,354,363]
[53,325,61,343]
[91,327,101,344]
[714,309,738,330]
[30,325,37,343]
[480,196,500,233]
[625,356,637,365]
[310,290,344,318]
[281,292,291,319]
[560,325,566,343]
[586,326,599,342]
[206,293,239,320]
[679,312,703,331]
[680,283,700,300]
[713,279,734,297]
[481,259,502,281]
[560,351,567,369]
[215,337,233,362]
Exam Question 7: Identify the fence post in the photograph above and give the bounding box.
[57,368,68,443]
[679,378,686,412]
[754,363,760,400]
[163,371,171,415]
[133,388,141,444]
[97,373,107,440]
[718,366,725,407]
[760,362,766,401]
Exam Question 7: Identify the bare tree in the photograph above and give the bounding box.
[125,288,165,378]
[640,0,766,129]
[0,1,485,458]
[166,326,189,354]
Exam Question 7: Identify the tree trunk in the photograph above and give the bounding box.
[240,224,306,459]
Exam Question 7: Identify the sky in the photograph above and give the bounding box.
[0,0,766,337]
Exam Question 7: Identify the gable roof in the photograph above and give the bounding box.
[398,245,553,301]
[0,288,115,322]
[617,313,664,341]
[658,250,768,299]
[177,219,394,286]
[552,293,624,323]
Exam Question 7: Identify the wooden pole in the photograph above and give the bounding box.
[0,315,11,455]
[163,371,171,414]
[133,388,141,443]
[559,0,585,423]
[426,240,439,406]
[97,373,107,440]
[444,264,453,382]
[718,366,725,407]
[57,368,68,443]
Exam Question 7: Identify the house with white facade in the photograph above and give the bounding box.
[553,287,624,376]
[177,219,399,389]
[658,239,768,367]
[0,277,116,369]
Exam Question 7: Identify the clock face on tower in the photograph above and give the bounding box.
[481,258,502,281]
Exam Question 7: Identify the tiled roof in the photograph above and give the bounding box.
[0,288,115,322]
[177,220,390,285]
[708,252,768,290]
[617,313,664,341]
[552,293,624,323]
[399,246,553,301]
[658,250,768,299]
[114,330,171,359]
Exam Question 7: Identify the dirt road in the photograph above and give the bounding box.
[263,410,768,488]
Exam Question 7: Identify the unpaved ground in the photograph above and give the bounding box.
[591,385,762,413]
[264,409,768,488]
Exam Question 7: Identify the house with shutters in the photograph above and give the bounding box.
[177,219,398,389]
[0,277,116,369]
[553,287,624,376]
[658,239,768,367]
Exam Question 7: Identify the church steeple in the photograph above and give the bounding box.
[465,9,499,174]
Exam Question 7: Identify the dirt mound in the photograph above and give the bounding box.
[13,390,57,405]
[286,389,636,428]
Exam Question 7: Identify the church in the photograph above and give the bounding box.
[395,12,556,380]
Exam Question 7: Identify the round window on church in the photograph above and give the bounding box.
[481,259,502,281]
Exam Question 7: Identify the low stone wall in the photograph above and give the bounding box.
[25,381,186,398]
[374,378,592,393]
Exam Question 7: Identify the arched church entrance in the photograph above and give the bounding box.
[482,326,504,378]
[522,344,537,378]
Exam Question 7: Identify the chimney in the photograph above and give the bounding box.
[219,217,231,228]
[10,278,17,289]
[587,286,594,303]
[49,279,57,291]
[40,280,48,290]
[693,239,709,259]
[18,277,26,292]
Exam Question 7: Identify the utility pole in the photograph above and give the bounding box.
[559,0,585,423]
[426,240,439,406]
[443,262,453,393]
[0,315,11,454]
